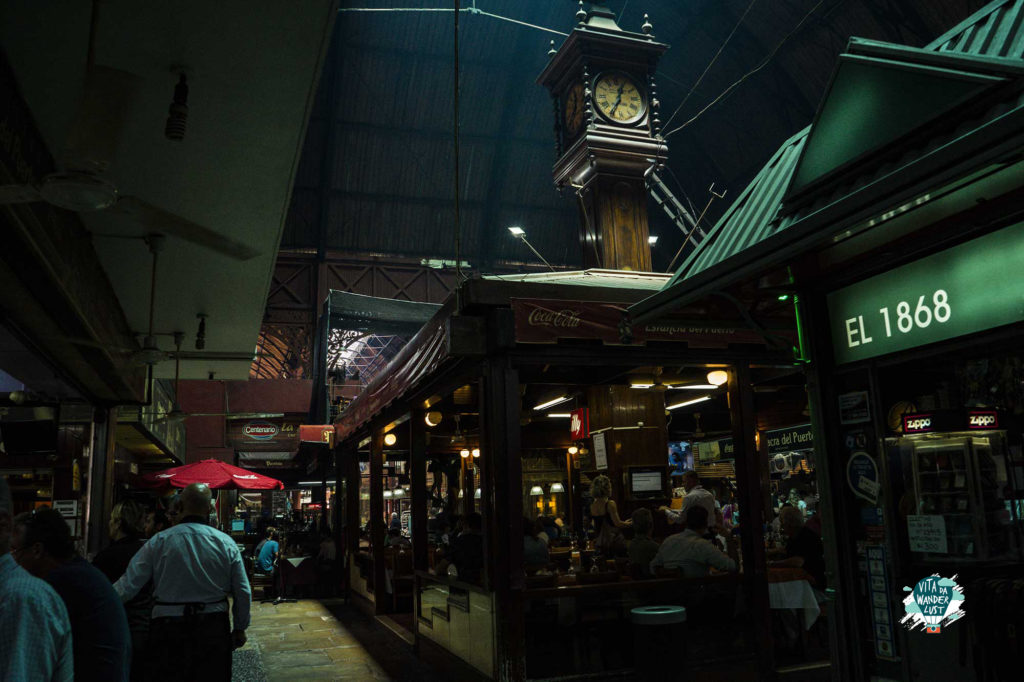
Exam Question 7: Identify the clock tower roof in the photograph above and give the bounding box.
[537,7,668,91]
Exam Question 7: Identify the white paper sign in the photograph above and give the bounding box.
[907,514,948,553]
[53,500,79,517]
[593,432,608,471]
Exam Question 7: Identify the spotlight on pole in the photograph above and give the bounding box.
[507,226,555,272]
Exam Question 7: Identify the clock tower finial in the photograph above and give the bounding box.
[537,8,669,271]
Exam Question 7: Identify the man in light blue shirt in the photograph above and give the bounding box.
[257,531,280,573]
[0,477,74,682]
[115,483,250,682]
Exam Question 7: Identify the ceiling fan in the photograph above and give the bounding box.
[57,234,255,367]
[0,9,258,261]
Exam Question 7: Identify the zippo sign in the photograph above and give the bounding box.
[570,408,589,441]
[243,421,279,440]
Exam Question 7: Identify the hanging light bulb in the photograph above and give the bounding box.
[425,411,443,427]
[460,448,470,458]
[567,445,579,455]
[472,448,480,458]
[550,482,565,493]
[384,433,397,446]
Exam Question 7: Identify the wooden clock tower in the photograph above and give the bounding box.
[538,3,669,271]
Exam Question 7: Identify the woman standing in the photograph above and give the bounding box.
[92,500,153,682]
[589,475,631,556]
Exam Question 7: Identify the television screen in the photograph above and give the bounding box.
[230,519,245,532]
[668,441,692,476]
[631,470,664,494]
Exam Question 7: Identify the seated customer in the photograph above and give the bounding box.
[257,531,280,573]
[627,508,659,578]
[650,506,736,578]
[523,518,550,567]
[451,512,484,584]
[771,506,826,588]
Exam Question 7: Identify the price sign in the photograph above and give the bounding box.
[827,222,1024,364]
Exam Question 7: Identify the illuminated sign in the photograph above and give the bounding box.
[828,222,1024,364]
[243,421,279,440]
[570,408,589,440]
[967,411,998,429]
[903,415,934,433]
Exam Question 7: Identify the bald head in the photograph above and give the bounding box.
[179,483,213,517]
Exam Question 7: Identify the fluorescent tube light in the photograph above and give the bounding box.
[667,395,712,410]
[533,396,571,411]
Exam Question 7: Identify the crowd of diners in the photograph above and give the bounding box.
[515,470,825,588]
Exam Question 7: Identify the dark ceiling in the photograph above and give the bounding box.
[282,0,990,273]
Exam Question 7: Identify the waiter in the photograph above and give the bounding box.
[659,470,719,531]
[115,483,250,682]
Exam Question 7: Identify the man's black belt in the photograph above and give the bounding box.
[154,597,228,618]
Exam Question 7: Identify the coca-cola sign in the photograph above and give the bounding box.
[512,298,785,347]
[243,421,279,440]
[527,307,582,328]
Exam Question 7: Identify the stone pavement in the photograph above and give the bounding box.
[234,599,452,682]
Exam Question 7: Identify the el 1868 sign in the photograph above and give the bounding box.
[827,222,1024,364]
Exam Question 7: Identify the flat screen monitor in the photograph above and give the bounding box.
[668,441,692,476]
[629,467,667,499]
[231,519,245,532]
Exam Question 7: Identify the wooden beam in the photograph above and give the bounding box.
[728,362,774,675]
[480,356,524,681]
[369,429,385,613]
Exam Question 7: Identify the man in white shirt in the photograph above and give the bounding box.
[115,483,250,682]
[659,471,718,528]
[650,506,736,578]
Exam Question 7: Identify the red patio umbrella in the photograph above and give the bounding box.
[142,459,284,490]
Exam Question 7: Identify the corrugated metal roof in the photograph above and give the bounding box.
[667,0,1023,285]
[670,128,809,283]
[928,0,1024,58]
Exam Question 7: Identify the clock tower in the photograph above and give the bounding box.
[538,4,668,271]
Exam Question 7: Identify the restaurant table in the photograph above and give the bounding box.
[280,556,317,596]
[767,567,820,630]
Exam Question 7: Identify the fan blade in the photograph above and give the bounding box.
[62,66,141,173]
[109,197,260,261]
[0,184,41,205]
[172,351,256,362]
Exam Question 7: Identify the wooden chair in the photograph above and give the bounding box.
[388,548,415,612]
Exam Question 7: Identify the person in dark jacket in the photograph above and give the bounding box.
[93,500,153,681]
[451,512,484,584]
[14,507,131,682]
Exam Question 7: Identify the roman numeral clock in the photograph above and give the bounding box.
[538,4,668,271]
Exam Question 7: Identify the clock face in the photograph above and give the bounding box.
[564,83,585,136]
[594,72,645,124]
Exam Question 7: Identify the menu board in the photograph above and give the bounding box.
[593,432,608,471]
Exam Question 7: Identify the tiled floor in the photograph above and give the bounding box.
[237,599,448,682]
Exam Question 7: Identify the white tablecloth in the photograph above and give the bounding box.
[768,579,820,630]
[286,556,311,567]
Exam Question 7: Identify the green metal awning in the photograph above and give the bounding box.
[631,9,1024,323]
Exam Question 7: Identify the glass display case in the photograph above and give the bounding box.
[895,430,1016,561]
